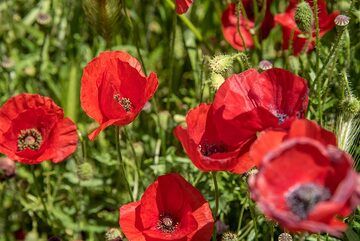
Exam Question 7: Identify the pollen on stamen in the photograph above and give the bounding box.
[157,214,179,233]
[199,143,227,156]
[17,128,43,151]
[114,94,133,112]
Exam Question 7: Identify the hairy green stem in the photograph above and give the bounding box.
[313,0,321,72]
[115,126,134,202]
[236,1,248,52]
[211,172,219,241]
[31,166,51,222]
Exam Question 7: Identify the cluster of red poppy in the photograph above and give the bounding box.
[0,0,358,241]
[179,0,338,55]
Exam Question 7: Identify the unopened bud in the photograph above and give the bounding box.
[77,162,94,181]
[0,157,16,180]
[294,2,313,33]
[209,54,233,74]
[24,66,36,77]
[210,72,225,90]
[1,57,15,69]
[340,98,360,116]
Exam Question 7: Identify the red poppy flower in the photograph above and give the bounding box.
[249,119,337,165]
[175,0,193,14]
[221,1,274,51]
[213,68,309,147]
[0,94,78,165]
[174,103,256,174]
[274,0,339,55]
[119,173,214,241]
[249,138,360,236]
[80,51,158,140]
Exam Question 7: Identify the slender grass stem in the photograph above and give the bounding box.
[237,203,245,232]
[236,1,248,52]
[211,172,219,241]
[249,202,259,241]
[115,126,134,202]
[31,166,50,222]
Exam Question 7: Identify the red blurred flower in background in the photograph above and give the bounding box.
[176,0,193,14]
[274,0,338,55]
[80,51,158,140]
[0,94,78,164]
[213,68,309,151]
[174,103,256,174]
[221,1,274,51]
[119,173,214,241]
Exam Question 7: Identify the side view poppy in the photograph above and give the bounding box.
[119,173,214,241]
[175,0,193,14]
[221,1,274,51]
[249,132,359,236]
[274,0,338,55]
[212,68,309,146]
[0,94,78,165]
[174,103,256,174]
[80,51,158,140]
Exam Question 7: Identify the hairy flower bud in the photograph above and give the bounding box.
[77,162,94,181]
[294,2,313,33]
[340,98,360,116]
[208,54,233,74]
[210,72,225,90]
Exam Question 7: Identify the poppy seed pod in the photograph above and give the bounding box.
[105,228,122,241]
[294,2,313,33]
[221,232,238,241]
[278,233,292,241]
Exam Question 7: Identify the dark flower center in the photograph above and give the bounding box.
[286,183,330,219]
[157,214,179,233]
[199,143,227,156]
[114,94,133,112]
[17,128,43,151]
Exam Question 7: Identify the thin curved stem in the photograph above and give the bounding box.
[31,166,50,221]
[115,126,134,202]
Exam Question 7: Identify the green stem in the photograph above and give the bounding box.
[313,0,321,72]
[123,127,143,194]
[211,172,219,241]
[236,1,248,52]
[115,126,134,202]
[31,166,50,222]
[249,202,259,241]
[164,0,203,42]
[237,203,245,232]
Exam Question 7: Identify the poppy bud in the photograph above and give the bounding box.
[278,233,292,241]
[82,0,122,41]
[208,54,233,74]
[210,72,226,90]
[77,162,94,181]
[24,66,37,77]
[294,2,313,33]
[221,232,238,241]
[340,98,360,116]
[105,228,123,241]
